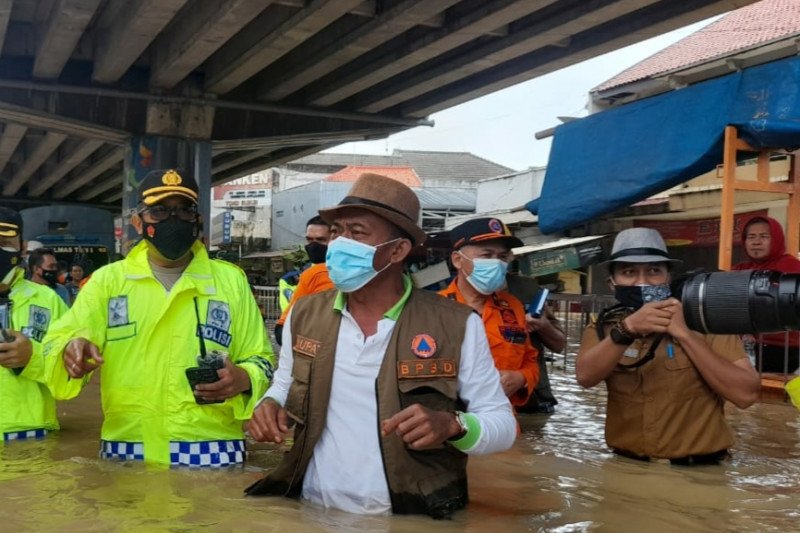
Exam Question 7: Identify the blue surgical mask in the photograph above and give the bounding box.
[460,252,509,295]
[325,236,399,293]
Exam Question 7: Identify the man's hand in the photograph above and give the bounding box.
[665,298,692,340]
[526,313,553,334]
[624,300,675,336]
[194,357,252,402]
[498,369,527,397]
[381,404,462,450]
[64,338,104,378]
[0,330,33,369]
[246,398,290,443]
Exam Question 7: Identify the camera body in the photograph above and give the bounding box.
[185,349,227,405]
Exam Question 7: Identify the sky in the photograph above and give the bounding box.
[324,16,719,171]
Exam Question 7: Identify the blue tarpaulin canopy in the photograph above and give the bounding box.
[528,55,800,234]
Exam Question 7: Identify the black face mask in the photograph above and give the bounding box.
[143,218,198,260]
[41,269,59,287]
[0,249,20,281]
[614,284,672,310]
[305,242,328,264]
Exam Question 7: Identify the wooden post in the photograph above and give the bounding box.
[787,152,800,258]
[719,128,800,267]
[719,126,738,271]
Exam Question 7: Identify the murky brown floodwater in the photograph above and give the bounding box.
[1,359,798,532]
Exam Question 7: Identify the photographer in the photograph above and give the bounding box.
[576,228,759,465]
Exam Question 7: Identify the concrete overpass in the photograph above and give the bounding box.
[0,0,756,214]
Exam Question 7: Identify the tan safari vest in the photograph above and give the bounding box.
[246,288,474,518]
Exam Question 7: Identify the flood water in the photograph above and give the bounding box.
[1,362,798,531]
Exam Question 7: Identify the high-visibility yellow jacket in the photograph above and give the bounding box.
[43,241,275,463]
[1,268,68,436]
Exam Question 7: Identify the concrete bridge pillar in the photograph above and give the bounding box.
[120,102,213,254]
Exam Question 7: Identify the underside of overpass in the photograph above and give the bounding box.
[0,0,755,211]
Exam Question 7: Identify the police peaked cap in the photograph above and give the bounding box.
[138,169,199,206]
[0,206,23,239]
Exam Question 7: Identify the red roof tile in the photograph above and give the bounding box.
[324,165,423,187]
[595,0,800,92]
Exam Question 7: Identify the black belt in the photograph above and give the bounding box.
[614,448,728,466]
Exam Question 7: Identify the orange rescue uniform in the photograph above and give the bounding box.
[276,262,334,326]
[439,280,539,406]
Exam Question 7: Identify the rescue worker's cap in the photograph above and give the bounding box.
[602,227,682,266]
[0,207,23,239]
[449,217,522,250]
[318,173,427,245]
[138,169,199,206]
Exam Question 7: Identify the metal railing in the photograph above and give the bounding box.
[544,293,617,367]
[252,285,281,321]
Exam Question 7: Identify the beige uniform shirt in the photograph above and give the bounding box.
[580,323,746,459]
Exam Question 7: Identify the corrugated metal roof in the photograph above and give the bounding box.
[413,187,476,210]
[594,0,800,92]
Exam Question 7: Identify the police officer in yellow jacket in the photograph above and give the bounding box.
[43,169,275,466]
[0,207,68,442]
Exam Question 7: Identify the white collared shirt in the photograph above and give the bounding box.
[263,303,515,515]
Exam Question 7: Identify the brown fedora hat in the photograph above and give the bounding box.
[319,173,427,245]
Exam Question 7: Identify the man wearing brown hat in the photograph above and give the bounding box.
[440,218,539,409]
[0,207,68,442]
[43,169,275,466]
[246,173,515,518]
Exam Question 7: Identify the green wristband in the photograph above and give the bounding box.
[448,412,481,451]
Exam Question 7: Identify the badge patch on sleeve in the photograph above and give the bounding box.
[398,359,456,379]
[198,300,232,348]
[22,305,50,342]
[108,296,129,326]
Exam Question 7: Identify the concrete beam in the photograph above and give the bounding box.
[77,173,121,201]
[212,149,272,174]
[354,0,664,113]
[149,0,276,89]
[33,0,102,79]
[403,0,749,117]
[0,101,129,143]
[213,144,331,184]
[93,0,189,83]
[0,123,27,176]
[0,0,12,54]
[204,0,364,95]
[260,0,461,101]
[54,147,124,198]
[3,131,67,196]
[212,127,400,152]
[29,138,104,196]
[101,190,122,203]
[308,0,554,107]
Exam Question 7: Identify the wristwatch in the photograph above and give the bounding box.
[448,411,468,441]
[609,323,636,345]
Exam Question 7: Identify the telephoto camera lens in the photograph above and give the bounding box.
[681,270,800,334]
